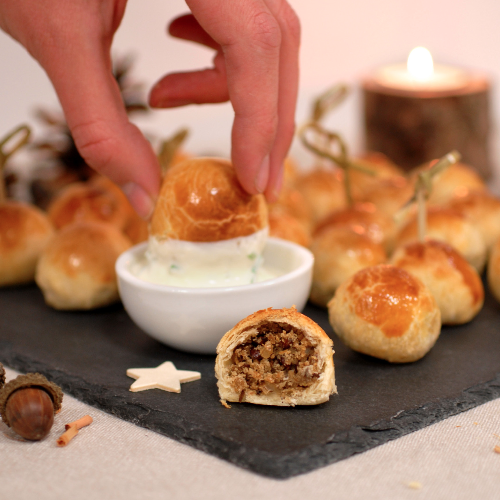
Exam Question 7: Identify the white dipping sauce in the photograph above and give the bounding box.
[129,228,283,288]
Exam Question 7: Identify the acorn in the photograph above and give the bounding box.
[0,373,63,441]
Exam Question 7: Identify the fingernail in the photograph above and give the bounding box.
[255,156,270,193]
[150,97,192,109]
[121,183,155,220]
[270,163,284,201]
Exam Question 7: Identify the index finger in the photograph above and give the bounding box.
[187,0,282,194]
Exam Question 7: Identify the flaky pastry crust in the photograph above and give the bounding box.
[391,240,484,325]
[215,307,336,406]
[35,221,131,310]
[150,157,268,242]
[0,201,54,286]
[328,264,441,363]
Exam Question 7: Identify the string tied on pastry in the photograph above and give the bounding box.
[299,121,375,206]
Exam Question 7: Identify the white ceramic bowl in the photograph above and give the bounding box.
[115,237,314,354]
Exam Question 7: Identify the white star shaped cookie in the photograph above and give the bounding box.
[126,361,201,393]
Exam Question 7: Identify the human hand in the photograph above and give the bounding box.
[149,0,300,202]
[0,0,160,218]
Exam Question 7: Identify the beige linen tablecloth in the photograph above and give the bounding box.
[1,366,499,500]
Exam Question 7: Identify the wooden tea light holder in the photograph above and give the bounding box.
[363,47,491,177]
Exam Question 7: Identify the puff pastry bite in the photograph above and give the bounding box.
[396,208,486,273]
[349,152,404,200]
[415,161,487,206]
[150,157,267,242]
[328,264,441,363]
[391,240,484,325]
[47,177,133,232]
[269,184,312,230]
[215,307,336,406]
[268,211,311,247]
[35,221,131,310]
[314,202,396,254]
[0,201,54,286]
[295,167,347,224]
[487,237,500,304]
[309,226,387,307]
[445,190,500,254]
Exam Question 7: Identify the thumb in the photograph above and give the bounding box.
[41,41,160,218]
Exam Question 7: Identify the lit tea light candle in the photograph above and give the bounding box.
[362,47,491,176]
[374,47,468,93]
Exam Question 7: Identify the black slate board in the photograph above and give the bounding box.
[1,284,500,478]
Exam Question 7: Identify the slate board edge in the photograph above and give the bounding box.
[2,346,500,479]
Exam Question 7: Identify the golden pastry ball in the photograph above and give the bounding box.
[396,208,486,272]
[150,157,268,242]
[268,184,312,230]
[359,175,414,220]
[294,167,347,224]
[487,236,500,303]
[215,307,336,406]
[309,226,387,307]
[328,264,441,363]
[0,201,54,286]
[47,177,134,232]
[349,152,404,201]
[35,221,131,310]
[391,240,484,325]
[426,162,486,206]
[268,212,311,248]
[313,202,396,254]
[445,190,500,253]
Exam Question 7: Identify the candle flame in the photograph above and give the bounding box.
[407,47,434,81]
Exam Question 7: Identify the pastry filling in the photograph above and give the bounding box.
[228,322,321,400]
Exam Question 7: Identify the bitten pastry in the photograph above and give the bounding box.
[328,264,441,363]
[35,221,131,309]
[215,307,336,406]
[0,201,54,286]
[391,240,484,325]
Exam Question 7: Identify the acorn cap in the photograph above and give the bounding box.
[0,363,5,389]
[0,373,63,427]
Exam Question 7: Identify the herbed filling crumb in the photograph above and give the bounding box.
[228,322,321,401]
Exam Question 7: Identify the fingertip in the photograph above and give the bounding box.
[254,156,270,193]
[264,161,284,203]
[121,183,156,220]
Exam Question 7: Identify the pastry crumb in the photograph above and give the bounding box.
[473,422,479,425]
[455,425,461,428]
[220,399,231,409]
[494,445,500,454]
[408,481,422,490]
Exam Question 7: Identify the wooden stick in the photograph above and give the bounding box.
[65,415,93,430]
[417,188,426,243]
[56,425,79,447]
